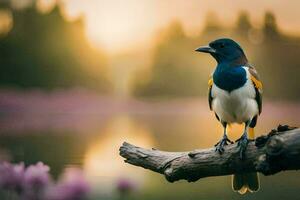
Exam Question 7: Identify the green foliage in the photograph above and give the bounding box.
[0,5,111,91]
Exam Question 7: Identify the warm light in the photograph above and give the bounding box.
[83,1,153,53]
[60,0,83,21]
[59,0,300,53]
[0,10,13,36]
[36,0,56,14]
[60,0,163,53]
[83,115,154,194]
[85,16,143,53]
[11,0,33,10]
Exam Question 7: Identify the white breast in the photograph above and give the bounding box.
[211,68,259,124]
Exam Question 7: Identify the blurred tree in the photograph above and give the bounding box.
[0,1,10,9]
[263,11,279,39]
[200,12,229,42]
[0,2,111,91]
[202,12,222,34]
[251,12,300,99]
[165,21,186,42]
[234,11,252,37]
[134,11,300,100]
[134,21,206,97]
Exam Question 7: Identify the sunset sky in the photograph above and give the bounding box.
[35,0,300,53]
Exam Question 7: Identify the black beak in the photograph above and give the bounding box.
[195,45,216,53]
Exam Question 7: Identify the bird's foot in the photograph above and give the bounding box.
[215,135,233,154]
[236,134,249,159]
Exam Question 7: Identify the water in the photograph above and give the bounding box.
[0,91,299,199]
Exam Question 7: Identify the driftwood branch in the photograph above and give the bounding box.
[119,125,300,182]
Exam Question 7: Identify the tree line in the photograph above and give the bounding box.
[0,1,299,100]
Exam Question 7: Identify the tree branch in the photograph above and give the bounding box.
[119,125,300,182]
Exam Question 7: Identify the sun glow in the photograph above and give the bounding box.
[60,0,157,53]
[85,13,145,53]
[36,0,56,14]
[40,0,300,53]
[83,115,154,194]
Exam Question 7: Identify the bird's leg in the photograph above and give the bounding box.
[236,120,251,159]
[215,122,233,154]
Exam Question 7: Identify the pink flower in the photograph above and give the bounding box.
[0,162,25,192]
[20,162,50,199]
[45,168,89,200]
[0,162,90,200]
[23,162,50,189]
[116,178,136,194]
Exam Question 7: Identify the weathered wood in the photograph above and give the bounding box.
[119,125,300,182]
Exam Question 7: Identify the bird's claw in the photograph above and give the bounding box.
[236,134,249,159]
[215,136,233,154]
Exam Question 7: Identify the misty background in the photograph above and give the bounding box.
[0,0,300,200]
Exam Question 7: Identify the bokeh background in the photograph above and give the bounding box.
[0,0,300,199]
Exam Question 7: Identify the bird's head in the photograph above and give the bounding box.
[195,38,247,65]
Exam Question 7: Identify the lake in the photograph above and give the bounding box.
[0,90,299,200]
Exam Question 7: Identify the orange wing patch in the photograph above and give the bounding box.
[208,78,213,87]
[250,75,263,90]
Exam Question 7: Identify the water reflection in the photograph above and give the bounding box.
[84,115,154,197]
[0,98,299,199]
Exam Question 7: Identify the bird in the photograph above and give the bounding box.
[195,38,262,194]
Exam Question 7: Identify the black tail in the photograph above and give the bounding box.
[232,173,260,194]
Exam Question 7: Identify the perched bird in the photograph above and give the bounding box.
[195,38,262,194]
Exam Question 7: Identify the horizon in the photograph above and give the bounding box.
[57,0,300,53]
[5,0,300,53]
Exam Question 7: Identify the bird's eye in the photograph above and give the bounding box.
[220,43,225,48]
